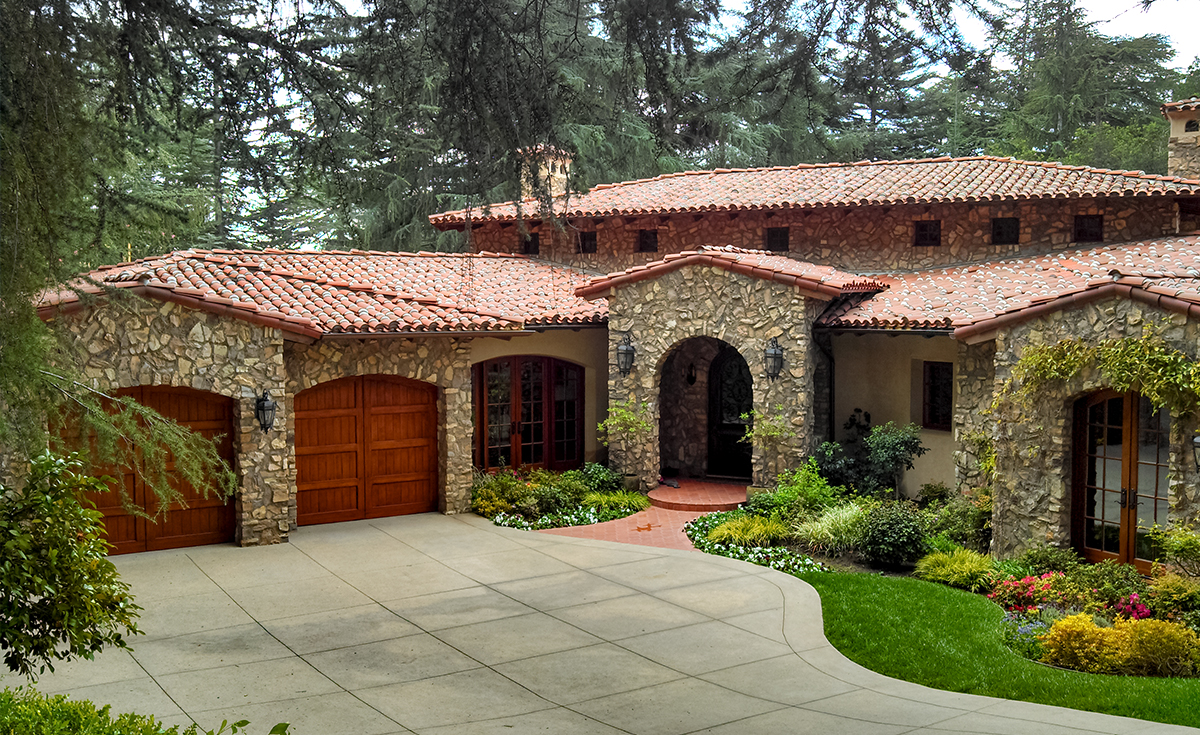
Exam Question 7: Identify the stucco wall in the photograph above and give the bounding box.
[987,298,1200,556]
[605,265,823,489]
[464,197,1178,274]
[468,327,609,463]
[59,298,291,546]
[830,332,959,496]
[284,336,475,516]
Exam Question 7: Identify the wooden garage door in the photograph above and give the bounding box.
[295,375,438,525]
[86,386,236,555]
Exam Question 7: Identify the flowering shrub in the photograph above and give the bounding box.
[1000,611,1049,661]
[988,573,1081,613]
[686,511,829,575]
[1115,593,1152,620]
[492,506,636,530]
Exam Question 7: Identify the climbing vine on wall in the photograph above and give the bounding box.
[994,330,1200,417]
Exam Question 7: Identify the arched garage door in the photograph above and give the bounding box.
[295,375,438,525]
[88,386,236,555]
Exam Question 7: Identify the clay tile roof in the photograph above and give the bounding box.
[431,157,1200,226]
[819,236,1200,336]
[1162,97,1200,114]
[42,250,606,337]
[575,245,887,300]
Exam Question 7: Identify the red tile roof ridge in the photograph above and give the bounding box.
[1163,97,1200,113]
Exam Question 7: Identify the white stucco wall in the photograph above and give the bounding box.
[831,332,959,496]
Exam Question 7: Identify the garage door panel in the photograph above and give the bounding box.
[297,375,437,526]
[79,386,235,555]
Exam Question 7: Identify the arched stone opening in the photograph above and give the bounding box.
[658,336,753,481]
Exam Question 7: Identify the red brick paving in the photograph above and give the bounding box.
[540,479,747,551]
[648,480,747,511]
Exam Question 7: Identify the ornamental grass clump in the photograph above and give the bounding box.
[793,502,869,556]
[913,548,995,593]
[707,514,791,547]
[582,490,650,513]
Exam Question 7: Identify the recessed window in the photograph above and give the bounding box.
[1074,214,1104,243]
[578,231,597,254]
[991,217,1020,245]
[522,232,540,255]
[1186,119,1199,133]
[923,361,953,432]
[765,227,789,252]
[913,220,942,248]
[637,229,658,253]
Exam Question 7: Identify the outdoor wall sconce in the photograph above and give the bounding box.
[764,337,784,381]
[616,333,636,377]
[1193,434,1200,472]
[255,390,278,433]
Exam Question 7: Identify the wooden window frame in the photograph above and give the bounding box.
[922,361,953,432]
[764,227,789,252]
[473,356,585,472]
[578,230,597,254]
[913,220,942,248]
[991,217,1020,245]
[1073,214,1104,243]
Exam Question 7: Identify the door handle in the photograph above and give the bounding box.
[1118,488,1139,508]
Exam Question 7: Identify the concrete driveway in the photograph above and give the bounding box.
[5,513,1194,734]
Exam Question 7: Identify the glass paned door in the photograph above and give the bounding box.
[474,356,584,472]
[1075,391,1172,571]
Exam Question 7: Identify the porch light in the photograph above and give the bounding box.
[255,390,278,433]
[616,333,636,377]
[764,337,784,381]
[1193,434,1200,472]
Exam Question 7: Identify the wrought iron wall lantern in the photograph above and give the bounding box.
[764,337,784,381]
[616,333,636,377]
[255,390,278,433]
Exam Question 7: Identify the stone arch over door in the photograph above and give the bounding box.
[659,336,756,480]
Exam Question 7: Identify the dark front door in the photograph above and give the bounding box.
[1073,390,1171,572]
[708,347,753,479]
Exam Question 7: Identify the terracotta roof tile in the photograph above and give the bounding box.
[431,157,1200,226]
[1163,97,1200,114]
[819,236,1200,335]
[575,245,886,299]
[43,250,606,336]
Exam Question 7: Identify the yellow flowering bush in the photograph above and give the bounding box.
[1040,613,1200,677]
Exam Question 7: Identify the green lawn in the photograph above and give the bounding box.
[798,571,1200,729]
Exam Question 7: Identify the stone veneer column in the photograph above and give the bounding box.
[952,339,997,492]
[987,299,1200,556]
[283,337,475,516]
[606,266,820,490]
[66,299,292,546]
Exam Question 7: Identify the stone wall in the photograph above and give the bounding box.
[62,298,291,546]
[464,197,1178,274]
[605,265,822,489]
[1168,133,1200,181]
[284,337,475,515]
[659,336,721,477]
[953,339,997,492]
[985,298,1200,556]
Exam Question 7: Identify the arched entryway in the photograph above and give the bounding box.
[81,386,236,554]
[294,375,438,525]
[1072,390,1171,571]
[659,338,753,481]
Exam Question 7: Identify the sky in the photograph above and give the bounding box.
[959,0,1200,71]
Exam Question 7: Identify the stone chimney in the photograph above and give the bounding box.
[1162,97,1200,180]
[520,145,572,199]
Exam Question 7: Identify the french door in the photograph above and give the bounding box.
[1073,390,1171,571]
[474,356,584,471]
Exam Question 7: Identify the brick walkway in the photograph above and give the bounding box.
[540,479,748,551]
